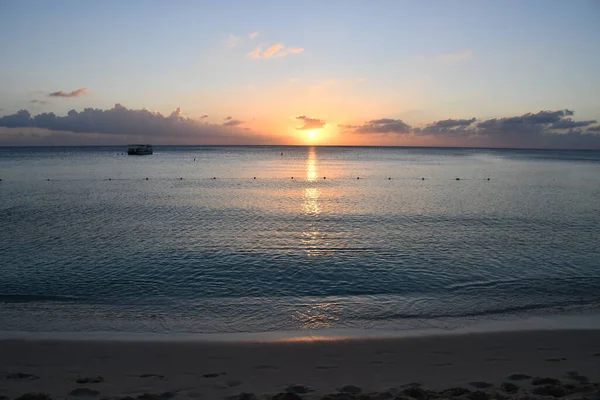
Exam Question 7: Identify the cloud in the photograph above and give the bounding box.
[30,100,48,105]
[436,50,473,64]
[0,104,260,145]
[223,119,243,127]
[249,32,258,39]
[415,118,476,135]
[249,44,304,59]
[339,110,600,148]
[200,115,208,119]
[550,118,597,130]
[263,44,284,58]
[249,47,262,59]
[227,33,242,48]
[48,88,87,98]
[429,118,476,128]
[224,116,232,120]
[295,115,326,130]
[587,125,600,133]
[353,118,412,134]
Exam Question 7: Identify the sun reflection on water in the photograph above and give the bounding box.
[306,147,319,182]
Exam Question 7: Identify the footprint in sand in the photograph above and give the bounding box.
[285,384,314,394]
[4,372,40,380]
[136,392,176,400]
[203,372,227,378]
[76,376,104,384]
[69,387,101,397]
[315,365,338,370]
[140,374,165,379]
[14,394,52,400]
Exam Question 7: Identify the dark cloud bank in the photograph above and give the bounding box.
[0,104,260,146]
[1,105,599,148]
[339,110,600,149]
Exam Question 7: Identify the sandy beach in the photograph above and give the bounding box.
[1,329,599,400]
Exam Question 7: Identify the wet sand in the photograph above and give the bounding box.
[1,330,600,399]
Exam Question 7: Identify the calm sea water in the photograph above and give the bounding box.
[1,146,599,336]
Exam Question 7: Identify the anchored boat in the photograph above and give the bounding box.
[127,144,153,155]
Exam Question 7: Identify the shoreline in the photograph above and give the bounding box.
[2,329,599,399]
[2,312,600,343]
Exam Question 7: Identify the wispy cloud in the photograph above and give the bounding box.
[295,115,326,130]
[227,33,242,48]
[249,44,305,59]
[200,115,208,119]
[436,50,473,65]
[48,88,87,98]
[30,100,48,105]
[249,32,258,39]
[263,44,284,58]
[249,47,262,59]
[223,119,243,127]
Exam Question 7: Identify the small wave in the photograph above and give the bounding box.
[0,294,80,303]
[355,299,596,321]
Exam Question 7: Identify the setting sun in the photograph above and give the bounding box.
[308,131,317,139]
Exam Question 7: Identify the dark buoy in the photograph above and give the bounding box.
[194,158,195,161]
[291,177,294,179]
[323,176,326,179]
[145,177,148,180]
[487,178,490,181]
[281,152,283,156]
[213,177,216,180]
[108,178,111,181]
[422,177,425,180]
[253,177,256,179]
[47,178,50,181]
[180,177,183,180]
[388,177,391,180]
[456,178,460,181]
[357,177,360,180]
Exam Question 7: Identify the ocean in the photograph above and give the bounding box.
[1,146,599,338]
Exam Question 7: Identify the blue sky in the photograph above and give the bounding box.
[1,0,600,147]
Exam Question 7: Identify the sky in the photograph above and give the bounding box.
[1,0,600,148]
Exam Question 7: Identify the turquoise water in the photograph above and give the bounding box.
[1,146,599,335]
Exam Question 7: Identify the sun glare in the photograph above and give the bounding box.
[308,131,317,139]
